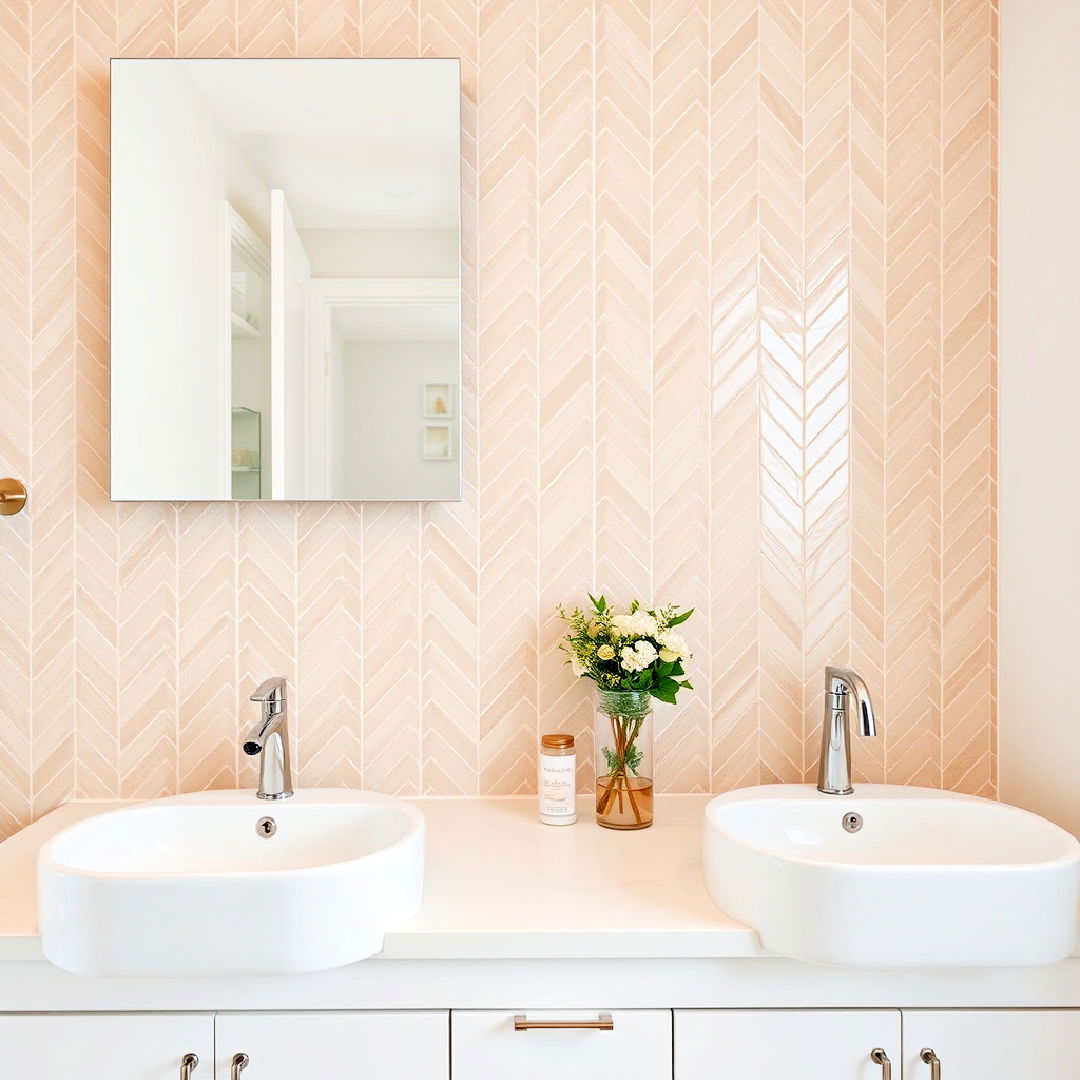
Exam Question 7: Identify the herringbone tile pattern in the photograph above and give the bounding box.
[420,0,480,795]
[0,0,998,837]
[29,0,77,821]
[941,0,996,797]
[848,0,887,785]
[709,0,760,792]
[653,0,710,791]
[0,0,32,837]
[537,0,595,790]
[477,0,538,794]
[884,0,944,788]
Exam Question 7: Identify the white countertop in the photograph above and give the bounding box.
[0,794,763,963]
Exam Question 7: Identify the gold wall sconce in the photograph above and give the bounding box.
[0,478,27,516]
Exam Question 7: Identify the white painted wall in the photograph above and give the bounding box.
[299,229,458,278]
[343,341,459,501]
[111,61,269,500]
[999,0,1080,833]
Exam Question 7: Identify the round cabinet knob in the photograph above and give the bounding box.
[0,478,27,516]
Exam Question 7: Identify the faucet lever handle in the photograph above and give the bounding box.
[250,676,287,708]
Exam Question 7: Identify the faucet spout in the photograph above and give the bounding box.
[244,676,293,800]
[817,666,878,796]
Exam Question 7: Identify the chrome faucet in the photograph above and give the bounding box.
[244,677,293,800]
[817,666,878,796]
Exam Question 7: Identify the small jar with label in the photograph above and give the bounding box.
[538,733,577,826]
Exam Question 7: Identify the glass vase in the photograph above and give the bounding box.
[594,689,654,830]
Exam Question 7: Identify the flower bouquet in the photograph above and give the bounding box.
[557,596,693,829]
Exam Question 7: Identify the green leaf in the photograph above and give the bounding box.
[657,660,675,678]
[668,607,695,626]
[670,660,684,676]
[602,743,643,775]
[679,679,694,690]
[651,682,678,705]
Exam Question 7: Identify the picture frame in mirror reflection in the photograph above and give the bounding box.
[423,383,453,420]
[110,57,462,502]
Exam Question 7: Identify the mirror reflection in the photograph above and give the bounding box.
[111,58,462,501]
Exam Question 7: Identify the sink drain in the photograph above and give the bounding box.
[842,811,863,833]
[256,816,277,838]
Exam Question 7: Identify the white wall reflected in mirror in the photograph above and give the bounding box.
[110,58,462,501]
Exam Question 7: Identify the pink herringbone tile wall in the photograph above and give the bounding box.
[0,0,997,838]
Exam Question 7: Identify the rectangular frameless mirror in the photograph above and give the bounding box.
[110,58,461,501]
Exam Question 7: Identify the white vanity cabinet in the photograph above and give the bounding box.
[0,1012,448,1080]
[451,1009,672,1080]
[902,1010,1080,1079]
[675,1008,1080,1078]
[0,1013,213,1080]
[216,1011,448,1079]
[5,1005,1080,1078]
[675,1009,900,1079]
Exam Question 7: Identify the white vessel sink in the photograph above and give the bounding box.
[38,789,424,977]
[704,784,1080,967]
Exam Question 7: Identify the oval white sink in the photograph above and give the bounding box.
[38,789,424,977]
[704,784,1080,967]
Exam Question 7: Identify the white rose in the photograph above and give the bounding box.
[633,639,658,666]
[611,611,659,639]
[656,630,689,661]
[570,653,587,677]
[620,640,658,672]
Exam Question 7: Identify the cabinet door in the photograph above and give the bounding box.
[215,1011,448,1080]
[904,1009,1080,1079]
[0,1013,213,1080]
[675,1009,900,1080]
[452,1009,672,1080]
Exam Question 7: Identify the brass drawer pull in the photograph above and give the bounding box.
[921,1048,941,1079]
[231,1053,250,1080]
[514,1014,614,1031]
[871,1048,891,1080]
[180,1054,199,1080]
